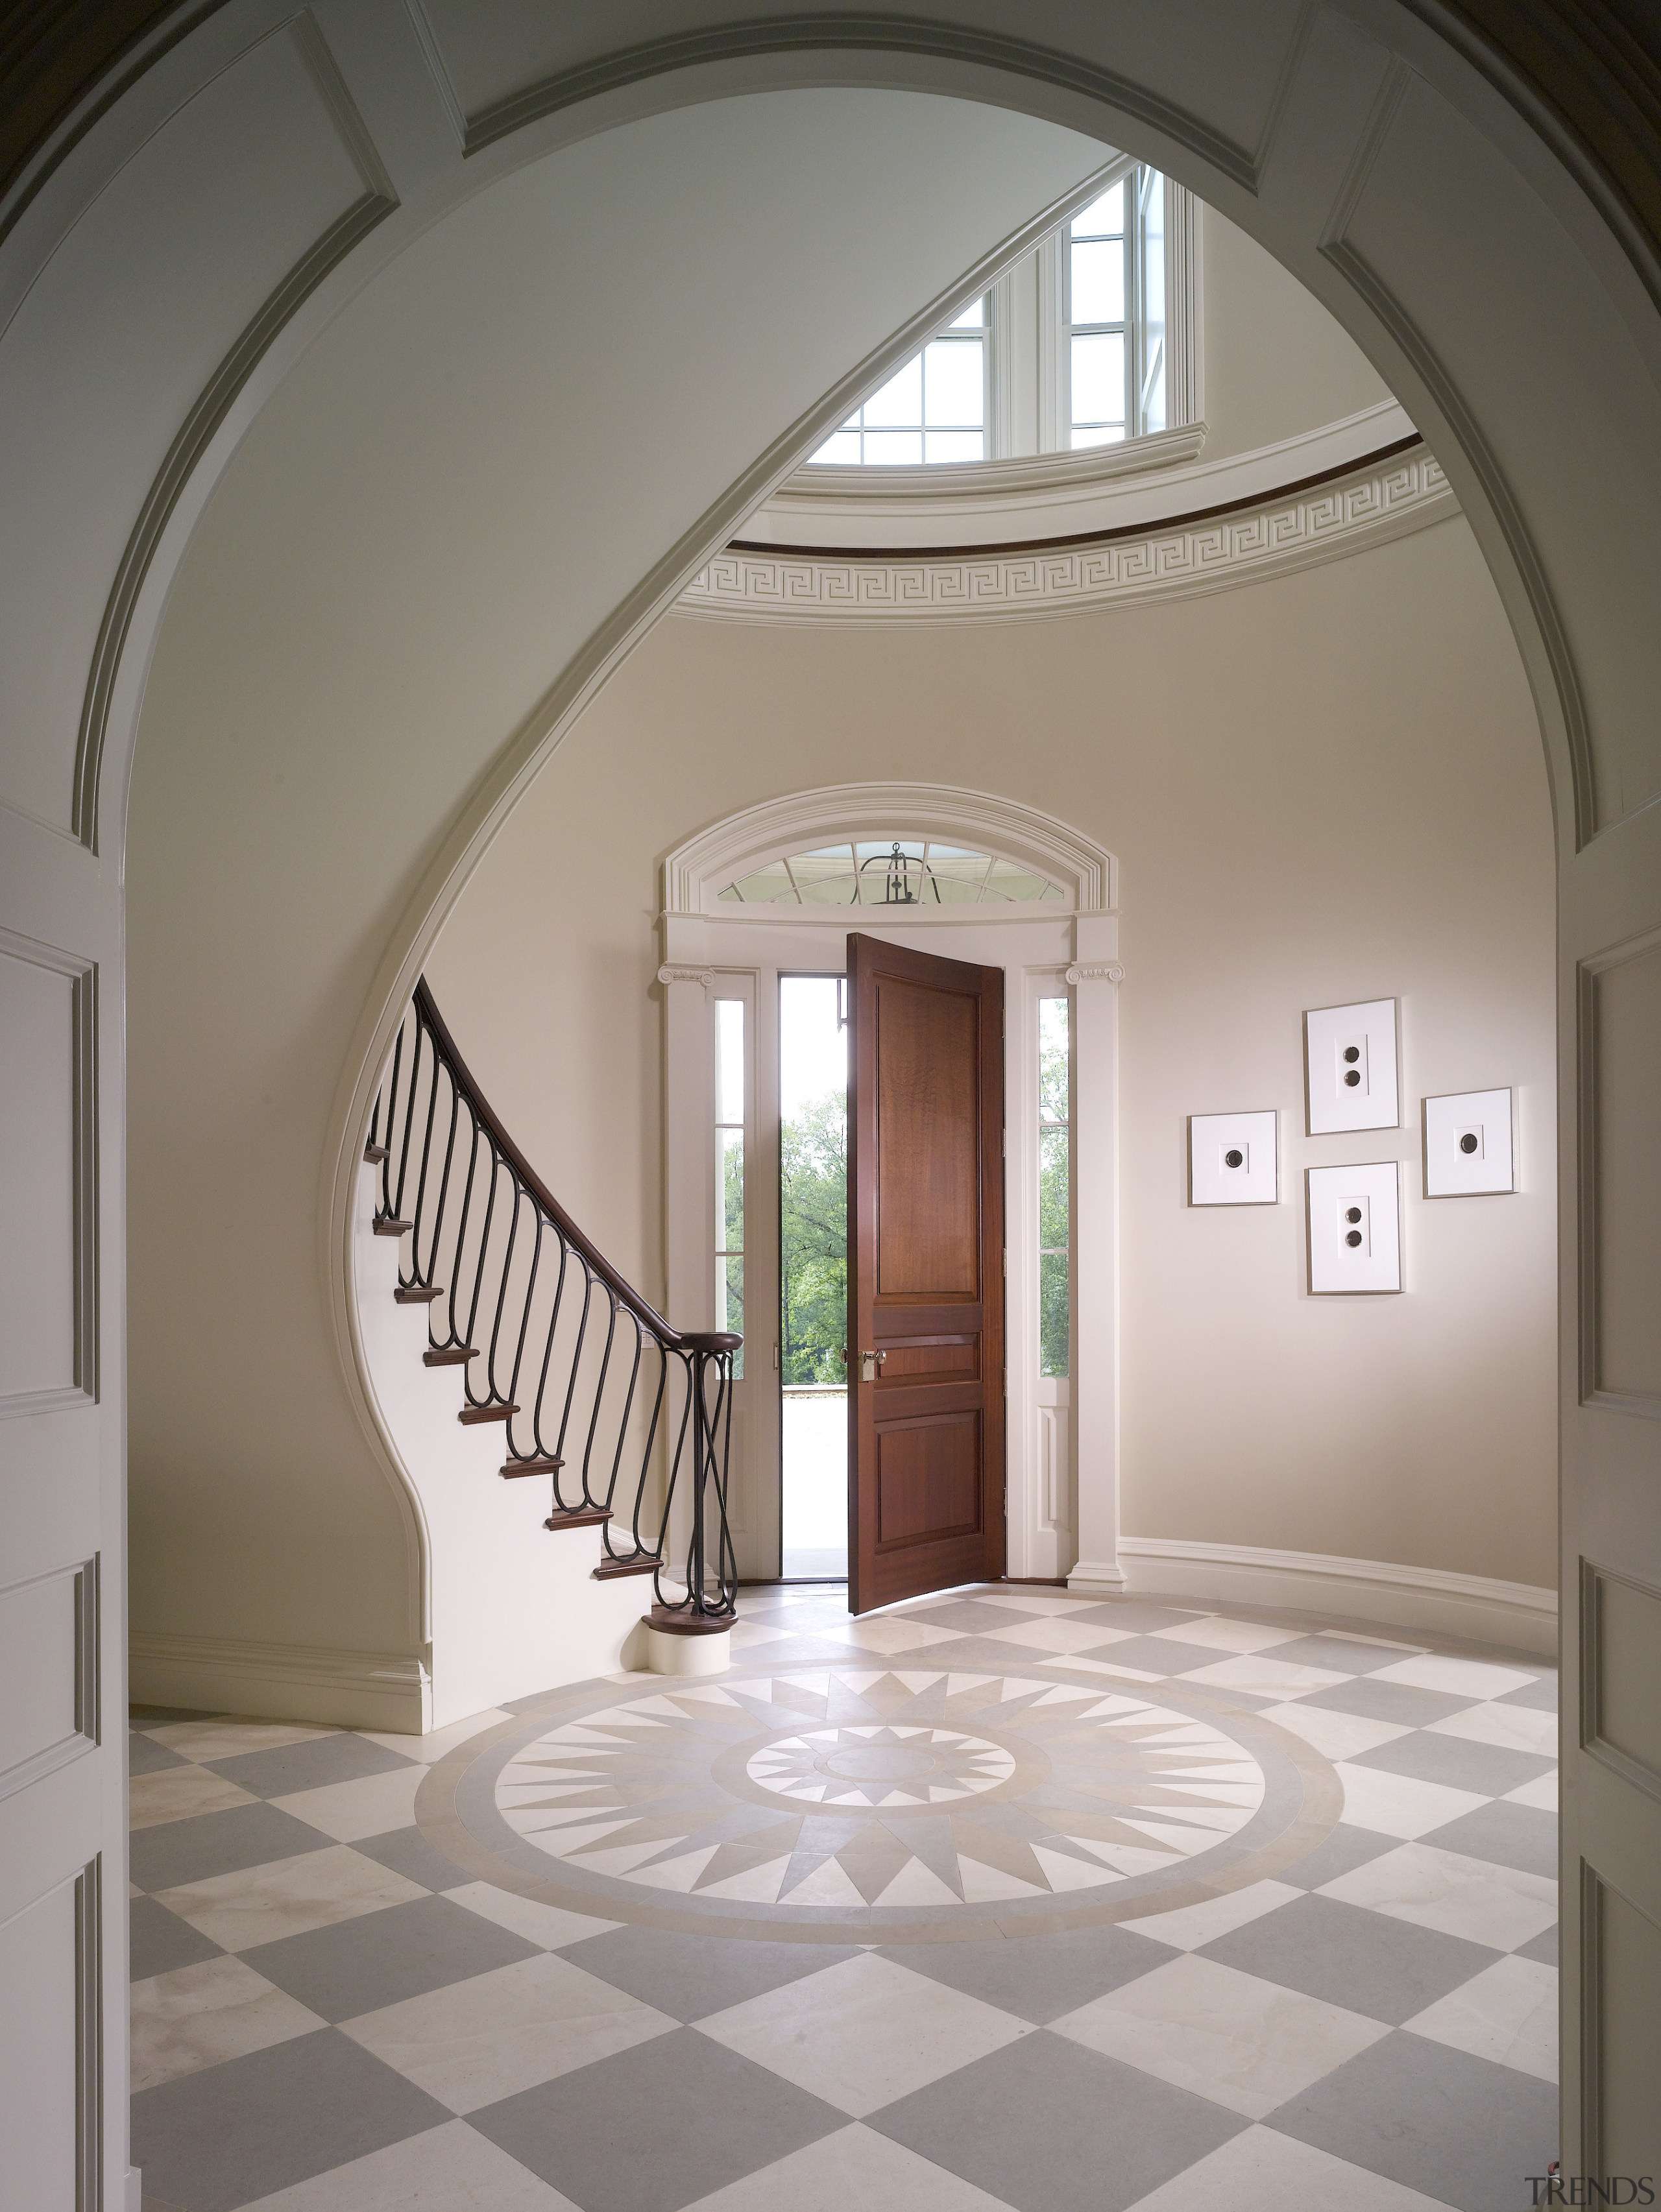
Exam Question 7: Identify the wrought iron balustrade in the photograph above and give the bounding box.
[369,980,737,1629]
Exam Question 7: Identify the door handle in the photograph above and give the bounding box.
[859,1349,886,1383]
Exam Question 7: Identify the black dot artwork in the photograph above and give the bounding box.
[1224,1149,1244,1169]
[1346,1207,1363,1223]
[1343,1046,1361,1063]
[1346,1230,1364,1247]
[1344,1070,1361,1087]
[1459,1133,1479,1155]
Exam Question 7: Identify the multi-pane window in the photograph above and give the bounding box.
[1038,996,1070,1378]
[808,298,987,465]
[1066,169,1166,448]
[715,996,744,1378]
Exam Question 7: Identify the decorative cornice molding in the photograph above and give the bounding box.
[1065,961,1124,985]
[679,449,1454,625]
[657,963,713,989]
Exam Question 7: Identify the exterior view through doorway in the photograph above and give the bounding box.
[779,973,849,1578]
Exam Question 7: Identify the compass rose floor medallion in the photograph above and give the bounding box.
[435,1659,1337,1940]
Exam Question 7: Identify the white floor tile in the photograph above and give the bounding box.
[357,1710,513,1762]
[697,1951,1030,2116]
[1146,1618,1304,1654]
[1177,1655,1350,1700]
[154,1844,428,1951]
[130,1955,324,2091]
[1052,1951,1385,2120]
[1119,1879,1302,1951]
[819,1620,968,1654]
[1319,1840,1557,1952]
[237,2117,582,2209]
[1333,1762,1489,1840]
[1255,1701,1413,1761]
[1403,1954,1558,2081]
[1367,1655,1540,1701]
[682,2123,1019,2211]
[1121,2124,1461,2211]
[1423,1701,1558,1757]
[128,1766,260,1829]
[341,1951,675,2113]
[978,1617,1136,1653]
[968,1592,1108,1617]
[145,1720,337,1762]
[1505,1770,1558,1810]
[443,1880,620,1949]
[271,1765,425,1842]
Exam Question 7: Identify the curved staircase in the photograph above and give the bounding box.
[357,982,740,1727]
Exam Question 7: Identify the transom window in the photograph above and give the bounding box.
[716,838,1067,906]
[810,298,987,466]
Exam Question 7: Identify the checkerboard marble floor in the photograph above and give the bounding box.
[128,1586,1558,2212]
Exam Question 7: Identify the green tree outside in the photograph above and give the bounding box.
[781,1090,847,1384]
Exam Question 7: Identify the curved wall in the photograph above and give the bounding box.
[430,513,1556,1594]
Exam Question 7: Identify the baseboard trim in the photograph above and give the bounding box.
[1067,1557,1127,1596]
[1113,1538,1558,1657]
[130,1631,432,1732]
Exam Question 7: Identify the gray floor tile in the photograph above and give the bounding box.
[130,1802,334,1893]
[1265,1634,1422,1674]
[130,2026,449,2211]
[1066,1602,1209,1633]
[131,1705,218,1725]
[1418,1803,1557,1881]
[1516,1921,1558,1967]
[353,1825,471,1892]
[877,1922,1175,2025]
[1494,1675,1558,1712]
[130,1732,193,1775]
[1297,1679,1477,1727]
[1070,1633,1226,1674]
[242,1894,540,2022]
[1265,2028,1557,2211]
[1350,1731,1554,1798]
[470,2024,844,2212]
[131,1896,226,1982]
[562,1925,860,2021]
[869,2027,1244,2212]
[207,1733,419,1799]
[1275,1823,1401,1891]
[1200,1891,1501,2025]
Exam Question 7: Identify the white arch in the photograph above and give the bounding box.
[662,782,1117,916]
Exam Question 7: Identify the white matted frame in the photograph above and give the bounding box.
[659,786,1122,1592]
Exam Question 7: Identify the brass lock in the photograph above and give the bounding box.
[859,1349,886,1383]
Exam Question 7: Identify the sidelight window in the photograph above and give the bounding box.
[715,994,745,1377]
[1038,995,1070,1378]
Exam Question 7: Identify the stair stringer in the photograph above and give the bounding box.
[354,1162,649,1726]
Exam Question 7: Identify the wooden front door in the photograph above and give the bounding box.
[846,933,1004,1613]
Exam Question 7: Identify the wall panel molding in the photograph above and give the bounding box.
[677,448,1451,624]
[1577,925,1661,1416]
[0,1559,99,1802]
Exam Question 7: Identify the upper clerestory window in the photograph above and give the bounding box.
[808,163,1185,467]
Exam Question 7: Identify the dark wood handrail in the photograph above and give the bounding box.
[415,978,705,1349]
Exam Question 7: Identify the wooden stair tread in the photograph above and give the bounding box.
[645,1603,735,1637]
[501,1456,564,1478]
[373,1216,413,1236]
[544,1507,611,1531]
[423,1346,477,1366]
[394,1286,443,1303]
[592,1555,657,1580]
[457,1402,517,1425]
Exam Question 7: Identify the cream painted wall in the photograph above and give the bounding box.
[431,516,1556,1592]
[123,90,1109,1674]
[1200,206,1394,459]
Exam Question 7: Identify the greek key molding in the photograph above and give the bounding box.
[657,964,714,989]
[679,452,1453,625]
[1065,962,1125,985]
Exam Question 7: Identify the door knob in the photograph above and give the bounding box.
[860,1349,886,1383]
